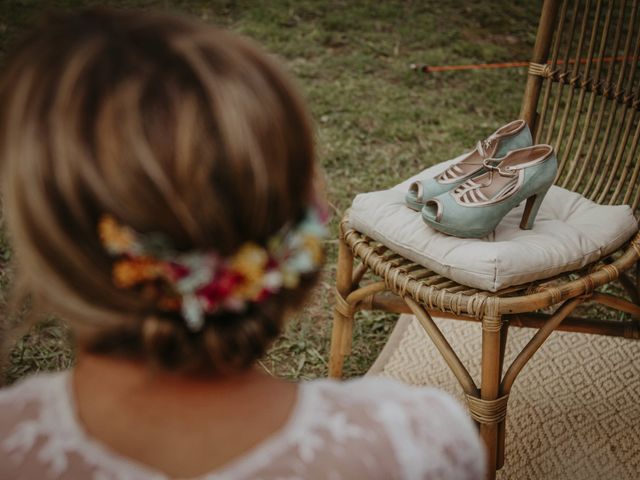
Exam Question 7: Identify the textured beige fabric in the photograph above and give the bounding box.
[349,158,638,291]
[369,314,640,480]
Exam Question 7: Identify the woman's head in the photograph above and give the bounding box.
[0,8,321,373]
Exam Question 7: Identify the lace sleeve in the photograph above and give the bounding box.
[323,377,486,480]
[373,382,486,480]
[0,376,48,479]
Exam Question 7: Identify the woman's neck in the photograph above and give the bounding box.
[72,351,298,477]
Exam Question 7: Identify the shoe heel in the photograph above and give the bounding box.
[520,188,549,230]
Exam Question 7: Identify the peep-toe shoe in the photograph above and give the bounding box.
[421,144,557,238]
[405,119,533,211]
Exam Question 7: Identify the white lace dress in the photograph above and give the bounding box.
[0,371,485,479]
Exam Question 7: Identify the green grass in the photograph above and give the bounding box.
[3,0,602,384]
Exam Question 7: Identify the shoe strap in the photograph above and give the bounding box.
[438,138,497,182]
[482,158,517,178]
[454,174,519,205]
[476,134,499,158]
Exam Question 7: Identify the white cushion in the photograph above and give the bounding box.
[349,157,639,292]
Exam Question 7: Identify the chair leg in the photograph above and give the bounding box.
[496,320,509,469]
[328,237,354,379]
[636,260,640,304]
[479,313,506,480]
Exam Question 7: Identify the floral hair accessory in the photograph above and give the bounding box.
[98,208,327,332]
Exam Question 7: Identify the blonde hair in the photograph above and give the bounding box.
[0,8,319,373]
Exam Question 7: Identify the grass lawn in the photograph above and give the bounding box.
[0,0,553,383]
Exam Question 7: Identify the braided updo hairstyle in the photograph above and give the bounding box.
[0,8,321,374]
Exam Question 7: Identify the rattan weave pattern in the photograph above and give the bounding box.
[340,217,640,318]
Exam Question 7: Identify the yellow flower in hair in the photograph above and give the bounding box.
[281,269,300,289]
[302,235,324,264]
[113,257,167,289]
[230,243,268,299]
[99,215,136,254]
[240,282,265,301]
[231,243,268,279]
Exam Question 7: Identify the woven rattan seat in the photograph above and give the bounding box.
[328,2,640,478]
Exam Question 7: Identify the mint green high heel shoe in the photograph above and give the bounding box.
[421,145,557,238]
[405,119,533,211]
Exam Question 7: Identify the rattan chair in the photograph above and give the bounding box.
[328,1,640,478]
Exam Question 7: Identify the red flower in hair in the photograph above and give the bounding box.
[196,268,243,310]
[167,261,191,281]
